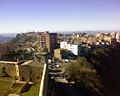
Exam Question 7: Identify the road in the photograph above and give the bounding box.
[48,63,84,96]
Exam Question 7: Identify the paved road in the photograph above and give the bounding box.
[48,61,85,96]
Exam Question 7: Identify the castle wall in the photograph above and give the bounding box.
[0,62,16,77]
[19,65,43,82]
[0,61,43,82]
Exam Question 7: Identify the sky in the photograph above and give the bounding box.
[0,0,120,33]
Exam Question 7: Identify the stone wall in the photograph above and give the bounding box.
[0,62,16,77]
[19,65,43,82]
[0,61,43,82]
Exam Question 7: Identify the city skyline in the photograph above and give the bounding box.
[0,0,120,33]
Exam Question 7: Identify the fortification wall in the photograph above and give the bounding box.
[0,61,43,82]
[0,62,16,77]
[19,65,43,82]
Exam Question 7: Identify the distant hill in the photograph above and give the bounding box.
[0,36,14,43]
[10,33,37,44]
[0,34,16,43]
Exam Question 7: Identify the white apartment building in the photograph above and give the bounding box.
[60,41,79,55]
[60,41,68,49]
[68,44,78,55]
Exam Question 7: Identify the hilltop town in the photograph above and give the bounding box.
[1,31,120,61]
[0,31,120,96]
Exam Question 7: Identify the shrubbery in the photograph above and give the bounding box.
[64,44,120,96]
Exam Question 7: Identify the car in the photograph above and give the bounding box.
[64,59,69,63]
[55,64,60,68]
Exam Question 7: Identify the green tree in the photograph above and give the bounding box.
[88,45,120,96]
[64,57,103,95]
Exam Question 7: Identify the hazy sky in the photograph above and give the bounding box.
[0,0,120,33]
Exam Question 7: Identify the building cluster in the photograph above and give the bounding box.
[1,31,120,61]
[14,31,58,53]
[54,32,120,60]
[0,31,120,96]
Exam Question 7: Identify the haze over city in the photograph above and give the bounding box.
[0,0,120,34]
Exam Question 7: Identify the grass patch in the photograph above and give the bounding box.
[22,83,40,96]
[0,77,13,96]
[11,83,25,94]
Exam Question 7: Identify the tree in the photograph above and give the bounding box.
[64,57,103,96]
[87,45,120,96]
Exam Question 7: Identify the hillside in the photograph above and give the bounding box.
[87,44,120,96]
[0,33,38,61]
[10,33,37,45]
[64,44,120,96]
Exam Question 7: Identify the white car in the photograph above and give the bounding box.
[64,59,69,63]
[55,64,60,68]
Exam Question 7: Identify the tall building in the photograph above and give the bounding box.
[37,31,57,54]
[49,33,57,53]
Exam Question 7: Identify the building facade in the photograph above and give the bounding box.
[37,31,57,54]
[60,41,79,55]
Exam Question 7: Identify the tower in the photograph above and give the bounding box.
[37,31,57,54]
[45,31,50,52]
